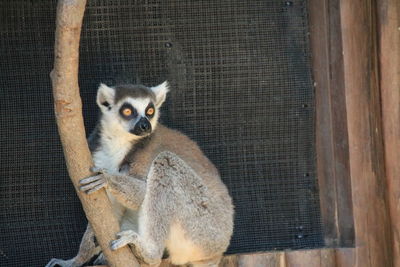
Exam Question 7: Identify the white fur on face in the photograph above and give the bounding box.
[94,96,161,172]
[95,113,137,173]
[118,97,160,131]
[123,97,151,117]
[99,96,159,147]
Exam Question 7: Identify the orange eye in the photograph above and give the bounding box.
[122,108,132,116]
[147,108,155,116]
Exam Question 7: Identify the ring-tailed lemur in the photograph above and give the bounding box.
[46,82,234,267]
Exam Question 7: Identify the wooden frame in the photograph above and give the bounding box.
[305,0,394,266]
[221,0,399,265]
[378,0,400,265]
[308,0,354,247]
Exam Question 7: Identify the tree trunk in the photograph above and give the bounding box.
[51,0,139,266]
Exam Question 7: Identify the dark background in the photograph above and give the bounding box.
[0,1,323,266]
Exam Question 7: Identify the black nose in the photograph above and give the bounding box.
[139,120,150,132]
[131,117,152,136]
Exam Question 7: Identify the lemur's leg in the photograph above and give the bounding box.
[92,252,107,265]
[45,224,100,267]
[111,151,193,266]
[79,168,146,210]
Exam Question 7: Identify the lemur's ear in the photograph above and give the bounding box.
[96,83,115,112]
[150,81,169,108]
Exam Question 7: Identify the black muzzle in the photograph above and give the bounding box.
[130,117,152,136]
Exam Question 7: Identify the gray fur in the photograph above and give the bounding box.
[114,84,156,104]
[87,123,102,152]
[45,81,234,267]
[45,225,101,267]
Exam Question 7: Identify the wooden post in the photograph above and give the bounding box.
[377,0,400,265]
[336,0,392,266]
[308,0,354,248]
[51,1,139,266]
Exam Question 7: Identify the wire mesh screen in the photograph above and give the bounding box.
[0,0,323,266]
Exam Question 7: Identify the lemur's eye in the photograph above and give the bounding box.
[146,108,154,116]
[119,103,136,119]
[122,108,132,116]
[145,103,155,118]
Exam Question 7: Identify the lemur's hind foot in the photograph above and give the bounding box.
[45,258,80,267]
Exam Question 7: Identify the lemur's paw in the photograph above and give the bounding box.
[110,230,138,251]
[79,175,107,194]
[111,231,161,266]
[90,166,106,174]
[79,168,108,194]
[45,258,78,267]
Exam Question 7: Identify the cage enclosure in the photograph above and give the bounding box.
[0,1,325,266]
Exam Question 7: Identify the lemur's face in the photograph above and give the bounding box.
[96,82,168,138]
[117,97,156,136]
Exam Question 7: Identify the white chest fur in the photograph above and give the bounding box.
[93,145,130,173]
[92,127,136,221]
[93,123,136,172]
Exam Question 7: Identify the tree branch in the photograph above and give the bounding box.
[51,1,139,266]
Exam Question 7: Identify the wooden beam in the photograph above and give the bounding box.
[308,0,354,247]
[237,253,285,267]
[335,248,355,267]
[51,0,138,266]
[336,0,392,266]
[285,249,335,267]
[377,0,400,265]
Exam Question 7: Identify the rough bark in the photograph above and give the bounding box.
[51,0,139,266]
